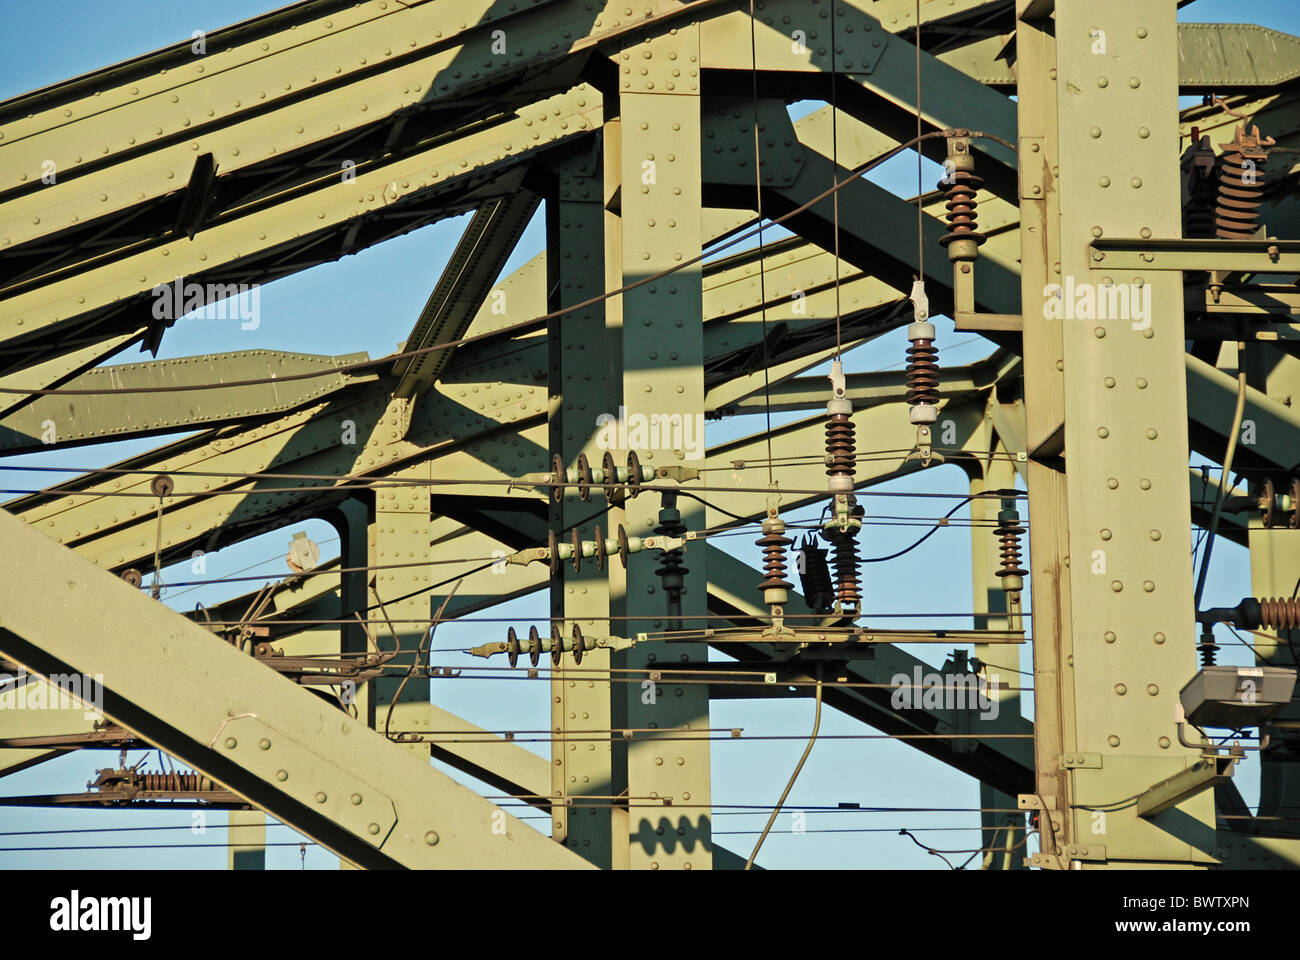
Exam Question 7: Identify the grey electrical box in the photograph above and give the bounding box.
[1180,665,1297,729]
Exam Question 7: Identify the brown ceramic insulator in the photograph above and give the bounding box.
[1214,126,1271,240]
[825,413,856,479]
[140,772,209,792]
[755,529,794,595]
[1259,597,1300,631]
[827,531,861,609]
[936,171,987,252]
[904,340,940,408]
[1214,151,1265,239]
[997,520,1028,579]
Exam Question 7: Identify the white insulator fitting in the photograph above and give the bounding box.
[909,280,929,323]
[828,476,854,493]
[909,404,938,425]
[826,396,852,417]
[906,320,936,342]
[828,358,847,398]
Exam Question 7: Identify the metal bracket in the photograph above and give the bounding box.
[1058,752,1102,770]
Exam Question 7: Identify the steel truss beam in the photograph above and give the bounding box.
[0,508,588,869]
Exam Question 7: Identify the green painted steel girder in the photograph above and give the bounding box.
[0,350,376,455]
[699,0,1018,180]
[0,331,144,420]
[936,23,1300,91]
[0,507,590,868]
[394,189,542,398]
[700,104,1022,315]
[0,84,604,363]
[0,0,705,269]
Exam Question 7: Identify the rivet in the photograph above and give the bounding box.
[1146,428,1158,439]
[368,823,380,835]
[1139,479,1151,490]
[1115,683,1127,695]
[224,737,237,749]
[425,831,440,846]
[258,738,270,750]
[315,792,327,803]
[1099,176,1110,187]
[1104,631,1117,643]
[1147,684,1159,696]
[1149,530,1161,541]
[351,793,363,805]
[1143,580,1155,592]
[1158,736,1170,748]
[1107,735,1120,747]
[1100,529,1112,540]
[1154,632,1166,644]
[1097,76,1109,88]
[1097,427,1109,438]
[276,769,288,781]
[1103,377,1115,388]
[1094,327,1106,339]
[1110,580,1123,592]
[1107,478,1119,489]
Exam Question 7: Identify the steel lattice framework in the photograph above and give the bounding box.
[1,0,1299,869]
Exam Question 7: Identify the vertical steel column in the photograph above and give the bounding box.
[1050,0,1210,867]
[1015,3,1072,863]
[547,144,617,866]
[367,469,433,753]
[614,23,713,869]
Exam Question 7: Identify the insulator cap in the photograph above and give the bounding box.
[909,404,938,425]
[907,321,936,342]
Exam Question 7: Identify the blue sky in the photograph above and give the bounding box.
[0,0,1293,870]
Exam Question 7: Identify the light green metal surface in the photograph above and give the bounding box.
[0,0,1297,871]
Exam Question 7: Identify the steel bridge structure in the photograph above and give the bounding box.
[0,0,1299,869]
